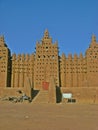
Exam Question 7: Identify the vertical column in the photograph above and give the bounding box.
[19,54,25,87]
[48,76,56,103]
[65,54,73,87]
[60,53,66,87]
[78,53,84,87]
[11,54,16,87]
[73,54,78,87]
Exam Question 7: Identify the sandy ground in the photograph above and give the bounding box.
[0,101,98,130]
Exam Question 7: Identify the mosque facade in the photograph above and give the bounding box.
[0,30,98,103]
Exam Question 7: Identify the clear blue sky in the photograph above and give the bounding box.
[0,0,98,56]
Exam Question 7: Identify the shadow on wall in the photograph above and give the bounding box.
[31,88,39,100]
[30,87,62,103]
[56,86,62,103]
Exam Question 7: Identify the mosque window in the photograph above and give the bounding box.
[52,55,55,59]
[0,56,2,59]
[43,55,45,58]
[38,55,40,58]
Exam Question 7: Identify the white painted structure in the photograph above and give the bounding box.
[62,93,72,99]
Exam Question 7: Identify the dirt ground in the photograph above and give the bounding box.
[0,101,98,130]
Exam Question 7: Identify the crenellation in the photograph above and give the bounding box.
[79,53,83,59]
[68,53,72,59]
[73,53,78,60]
[25,54,29,61]
[12,53,16,60]
[21,54,25,61]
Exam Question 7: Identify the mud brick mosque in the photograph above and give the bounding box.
[0,30,98,103]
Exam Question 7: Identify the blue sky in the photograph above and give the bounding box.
[0,0,98,56]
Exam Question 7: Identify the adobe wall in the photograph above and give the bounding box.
[61,87,98,104]
[11,53,34,88]
[0,87,31,98]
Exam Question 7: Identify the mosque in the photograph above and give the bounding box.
[0,30,98,103]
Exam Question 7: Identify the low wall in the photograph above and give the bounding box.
[1,86,98,104]
[0,87,31,98]
[61,87,98,104]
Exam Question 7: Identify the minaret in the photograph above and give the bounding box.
[34,30,59,90]
[0,35,11,87]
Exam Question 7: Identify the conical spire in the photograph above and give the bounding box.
[91,34,96,43]
[0,35,6,47]
[42,29,52,44]
[43,29,49,39]
[0,35,5,43]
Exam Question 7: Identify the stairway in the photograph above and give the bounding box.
[32,90,49,103]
